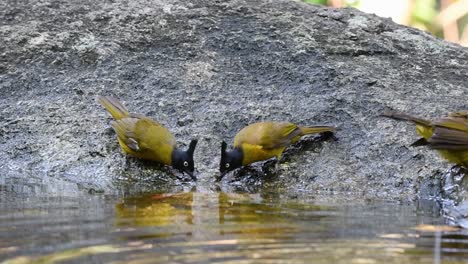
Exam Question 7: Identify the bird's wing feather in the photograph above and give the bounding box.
[234,122,300,149]
[429,127,468,150]
[434,117,468,132]
[111,118,142,151]
[260,122,300,149]
[133,117,176,149]
[448,111,468,118]
[111,117,175,152]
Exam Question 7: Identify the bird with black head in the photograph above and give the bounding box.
[98,96,198,180]
[219,121,335,180]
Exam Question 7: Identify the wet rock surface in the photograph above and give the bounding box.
[1,0,467,210]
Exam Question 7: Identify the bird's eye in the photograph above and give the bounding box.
[225,163,230,168]
[183,161,189,167]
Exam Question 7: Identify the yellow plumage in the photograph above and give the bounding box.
[233,121,335,166]
[383,111,468,168]
[98,96,198,180]
[98,96,176,165]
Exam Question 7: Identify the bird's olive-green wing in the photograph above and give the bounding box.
[262,122,301,149]
[112,117,175,152]
[234,122,300,149]
[434,117,468,133]
[449,111,468,118]
[429,118,468,150]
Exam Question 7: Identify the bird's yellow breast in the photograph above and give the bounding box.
[240,143,285,166]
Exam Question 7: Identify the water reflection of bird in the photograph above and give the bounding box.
[115,192,194,227]
[382,111,468,168]
[98,96,198,179]
[219,121,335,180]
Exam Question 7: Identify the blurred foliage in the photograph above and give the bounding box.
[304,0,328,4]
[304,0,328,5]
[411,0,440,37]
[412,0,438,26]
[302,0,468,46]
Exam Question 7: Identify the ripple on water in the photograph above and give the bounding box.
[0,192,468,264]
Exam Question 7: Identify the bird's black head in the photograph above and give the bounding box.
[172,139,198,180]
[218,141,243,181]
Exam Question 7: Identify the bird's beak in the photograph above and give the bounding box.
[184,170,197,181]
[216,172,226,182]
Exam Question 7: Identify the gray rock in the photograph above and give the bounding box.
[0,0,467,210]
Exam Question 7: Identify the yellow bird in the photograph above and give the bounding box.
[382,111,468,168]
[219,121,335,179]
[98,96,198,180]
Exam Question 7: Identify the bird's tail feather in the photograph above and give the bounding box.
[299,126,335,135]
[97,96,129,120]
[381,111,431,127]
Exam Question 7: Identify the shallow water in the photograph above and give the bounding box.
[1,191,467,264]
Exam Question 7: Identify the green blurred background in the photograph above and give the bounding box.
[303,0,468,47]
